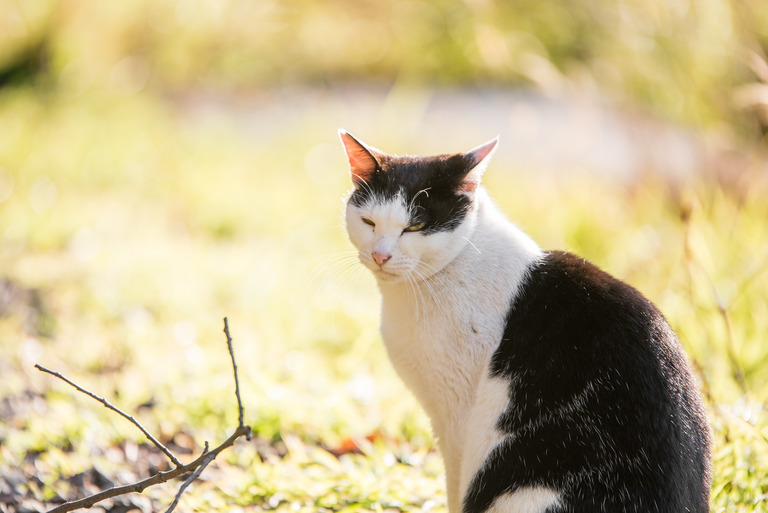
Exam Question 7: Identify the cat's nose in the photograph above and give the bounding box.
[372,251,392,266]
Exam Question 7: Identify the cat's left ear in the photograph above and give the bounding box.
[459,137,499,193]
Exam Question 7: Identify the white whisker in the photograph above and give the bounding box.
[410,270,433,320]
[420,267,451,318]
[309,250,369,320]
[408,187,432,217]
[404,271,424,320]
[463,237,482,255]
[349,172,376,198]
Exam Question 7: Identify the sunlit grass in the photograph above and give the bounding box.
[0,88,766,511]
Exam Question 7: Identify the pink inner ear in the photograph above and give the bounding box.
[459,137,498,193]
[468,138,498,164]
[340,131,379,184]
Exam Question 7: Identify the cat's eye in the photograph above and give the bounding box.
[362,217,375,227]
[403,222,426,233]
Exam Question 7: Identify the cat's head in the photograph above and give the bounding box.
[340,130,497,283]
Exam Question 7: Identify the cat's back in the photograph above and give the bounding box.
[495,251,703,417]
[463,251,712,513]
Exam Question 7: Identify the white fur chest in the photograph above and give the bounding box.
[374,206,542,513]
[378,268,504,431]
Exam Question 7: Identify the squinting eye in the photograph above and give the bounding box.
[362,217,375,227]
[403,222,426,233]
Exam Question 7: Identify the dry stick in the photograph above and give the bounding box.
[34,364,182,468]
[42,426,250,513]
[223,317,247,434]
[165,319,252,509]
[36,318,252,513]
[164,442,214,513]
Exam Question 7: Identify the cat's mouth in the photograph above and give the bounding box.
[357,253,404,281]
[373,268,401,281]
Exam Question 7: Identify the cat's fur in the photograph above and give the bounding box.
[340,130,712,513]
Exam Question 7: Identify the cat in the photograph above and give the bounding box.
[339,129,712,513]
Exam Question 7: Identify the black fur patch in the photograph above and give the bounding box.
[348,153,474,234]
[462,251,712,513]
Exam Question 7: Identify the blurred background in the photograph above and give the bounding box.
[1,0,767,511]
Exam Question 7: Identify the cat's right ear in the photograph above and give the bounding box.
[459,137,499,193]
[339,130,380,188]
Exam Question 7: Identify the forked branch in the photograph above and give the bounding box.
[36,317,252,513]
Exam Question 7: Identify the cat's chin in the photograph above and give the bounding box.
[372,269,402,283]
[372,266,440,284]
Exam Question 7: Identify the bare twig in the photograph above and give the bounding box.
[36,318,252,513]
[223,317,247,434]
[165,442,214,513]
[34,364,182,468]
[43,426,250,513]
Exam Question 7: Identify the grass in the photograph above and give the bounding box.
[0,85,767,512]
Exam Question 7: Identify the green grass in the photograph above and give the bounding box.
[0,87,767,512]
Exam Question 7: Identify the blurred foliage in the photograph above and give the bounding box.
[1,0,768,140]
[1,0,768,511]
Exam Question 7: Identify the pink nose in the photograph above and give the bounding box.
[372,251,392,266]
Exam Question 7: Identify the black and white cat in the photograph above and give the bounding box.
[340,130,712,513]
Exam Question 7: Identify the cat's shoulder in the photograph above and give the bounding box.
[515,249,659,318]
[492,249,677,381]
